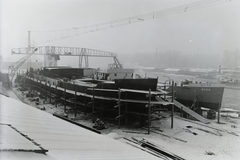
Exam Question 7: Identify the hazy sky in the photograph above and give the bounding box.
[1,0,240,66]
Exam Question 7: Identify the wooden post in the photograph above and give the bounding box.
[181,107,183,117]
[101,83,103,118]
[91,87,95,122]
[55,84,57,108]
[74,82,77,117]
[92,87,95,114]
[40,80,42,98]
[118,88,121,128]
[196,94,198,109]
[47,81,49,103]
[23,76,27,88]
[30,77,32,92]
[36,78,38,94]
[193,90,196,110]
[84,90,87,115]
[64,82,66,113]
[218,92,221,123]
[49,83,51,104]
[148,89,151,135]
[30,77,32,93]
[125,92,128,125]
[25,76,27,90]
[171,80,174,129]
[45,81,47,103]
[125,103,128,125]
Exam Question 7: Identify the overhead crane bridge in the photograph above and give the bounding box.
[11,46,122,68]
[9,46,122,82]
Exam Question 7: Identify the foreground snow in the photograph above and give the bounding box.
[7,87,240,160]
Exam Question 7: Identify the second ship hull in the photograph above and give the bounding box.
[170,83,224,111]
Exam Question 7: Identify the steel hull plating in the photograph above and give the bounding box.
[171,83,224,110]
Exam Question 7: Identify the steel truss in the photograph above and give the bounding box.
[12,46,121,68]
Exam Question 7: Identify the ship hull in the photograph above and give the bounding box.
[18,73,225,111]
[170,83,224,111]
[18,74,159,112]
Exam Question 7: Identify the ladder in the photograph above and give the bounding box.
[156,96,210,124]
[172,100,210,124]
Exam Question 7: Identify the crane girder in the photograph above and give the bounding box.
[12,46,117,57]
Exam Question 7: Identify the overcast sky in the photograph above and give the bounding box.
[1,0,240,66]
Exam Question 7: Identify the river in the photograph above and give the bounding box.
[141,71,240,111]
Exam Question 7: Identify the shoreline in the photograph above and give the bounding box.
[225,85,240,90]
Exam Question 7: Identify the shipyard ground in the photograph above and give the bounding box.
[6,85,240,160]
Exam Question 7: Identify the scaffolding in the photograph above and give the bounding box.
[18,74,174,134]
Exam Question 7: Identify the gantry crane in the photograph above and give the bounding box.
[11,46,122,68]
[8,48,38,82]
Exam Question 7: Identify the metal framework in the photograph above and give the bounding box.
[12,46,121,68]
[8,48,38,82]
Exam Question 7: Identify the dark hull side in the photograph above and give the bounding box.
[25,74,158,102]
[58,78,158,93]
[169,85,224,110]
[176,99,221,111]
[87,78,158,101]
[19,75,159,114]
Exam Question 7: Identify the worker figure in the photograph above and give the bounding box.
[93,118,105,130]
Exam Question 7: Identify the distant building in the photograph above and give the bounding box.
[164,68,181,74]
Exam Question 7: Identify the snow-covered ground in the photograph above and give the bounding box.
[7,86,240,160]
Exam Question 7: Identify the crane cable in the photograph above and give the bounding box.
[30,0,237,45]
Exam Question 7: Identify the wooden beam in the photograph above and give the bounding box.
[49,84,52,104]
[118,88,121,128]
[92,87,95,119]
[64,82,66,113]
[218,92,221,123]
[171,80,174,129]
[74,83,77,117]
[148,89,151,135]
[84,90,87,115]
[115,114,125,120]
